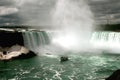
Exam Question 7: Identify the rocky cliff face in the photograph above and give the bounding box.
[0,30,24,47]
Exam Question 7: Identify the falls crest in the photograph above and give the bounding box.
[91,32,120,53]
[22,31,50,52]
[91,32,120,44]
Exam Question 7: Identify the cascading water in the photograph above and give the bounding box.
[20,0,95,55]
[91,31,120,53]
[50,0,95,52]
[1,1,120,80]
[91,32,120,44]
[22,31,50,52]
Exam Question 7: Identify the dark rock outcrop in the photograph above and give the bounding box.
[106,69,120,80]
[0,28,37,61]
[12,51,36,60]
[0,45,36,61]
[0,31,24,47]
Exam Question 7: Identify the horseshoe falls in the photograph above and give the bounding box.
[0,0,120,80]
[1,31,120,80]
[22,31,120,54]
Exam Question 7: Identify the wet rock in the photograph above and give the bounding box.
[0,45,36,61]
[0,31,24,47]
[106,69,120,80]
[12,50,36,60]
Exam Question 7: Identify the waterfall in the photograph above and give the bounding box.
[22,31,50,52]
[20,0,96,54]
[91,32,120,44]
[91,32,120,53]
[22,30,120,54]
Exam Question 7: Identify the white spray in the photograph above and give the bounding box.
[51,0,95,52]
[13,0,96,55]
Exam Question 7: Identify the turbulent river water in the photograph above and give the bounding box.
[0,53,120,80]
[0,31,120,80]
[0,0,119,79]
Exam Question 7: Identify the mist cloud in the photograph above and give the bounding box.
[0,0,120,26]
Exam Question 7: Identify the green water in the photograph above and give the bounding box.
[0,53,120,80]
